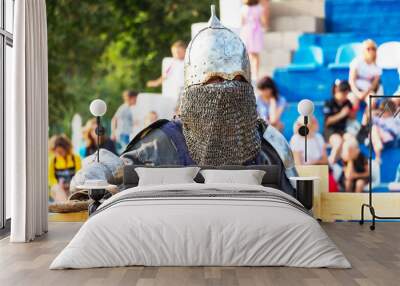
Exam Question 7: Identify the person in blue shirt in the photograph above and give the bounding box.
[256,76,286,131]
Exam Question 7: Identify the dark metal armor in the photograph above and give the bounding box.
[122,118,297,196]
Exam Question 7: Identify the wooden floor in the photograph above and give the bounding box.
[0,222,399,286]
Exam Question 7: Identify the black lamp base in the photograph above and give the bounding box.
[295,180,314,210]
[88,188,106,215]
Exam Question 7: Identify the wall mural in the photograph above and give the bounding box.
[47,2,400,226]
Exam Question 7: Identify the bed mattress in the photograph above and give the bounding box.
[50,183,351,269]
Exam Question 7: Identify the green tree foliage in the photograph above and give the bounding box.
[47,0,216,135]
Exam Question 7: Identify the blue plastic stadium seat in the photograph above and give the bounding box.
[325,0,400,34]
[380,147,400,183]
[281,103,299,140]
[328,43,362,70]
[381,69,400,95]
[273,67,332,102]
[286,46,324,71]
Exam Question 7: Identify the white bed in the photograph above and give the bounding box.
[50,183,350,269]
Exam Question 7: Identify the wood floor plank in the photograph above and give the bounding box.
[0,222,399,286]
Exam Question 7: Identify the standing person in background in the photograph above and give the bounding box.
[111,90,138,153]
[349,39,382,109]
[147,40,186,108]
[290,116,328,165]
[49,135,81,202]
[81,118,117,157]
[256,76,286,131]
[324,80,354,164]
[240,0,269,80]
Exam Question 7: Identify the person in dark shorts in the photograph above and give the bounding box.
[323,80,354,164]
[340,136,369,193]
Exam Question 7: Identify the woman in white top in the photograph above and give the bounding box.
[349,39,383,107]
[290,116,328,165]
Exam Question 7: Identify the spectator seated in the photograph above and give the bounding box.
[328,43,362,70]
[286,45,324,71]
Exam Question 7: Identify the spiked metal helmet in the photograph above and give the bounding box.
[184,5,251,87]
[179,5,260,166]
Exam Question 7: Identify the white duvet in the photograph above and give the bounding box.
[50,183,351,269]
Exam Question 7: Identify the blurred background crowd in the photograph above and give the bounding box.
[47,0,400,202]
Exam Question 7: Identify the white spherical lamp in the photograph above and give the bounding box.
[298,99,314,116]
[90,99,107,117]
[89,99,107,163]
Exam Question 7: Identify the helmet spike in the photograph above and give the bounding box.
[211,4,216,17]
[208,4,223,28]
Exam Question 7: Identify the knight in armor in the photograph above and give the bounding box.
[121,6,298,196]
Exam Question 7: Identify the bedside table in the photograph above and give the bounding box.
[289,176,319,210]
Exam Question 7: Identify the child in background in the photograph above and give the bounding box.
[144,111,159,127]
[371,99,400,164]
[340,136,369,193]
[111,90,138,153]
[49,135,81,202]
[240,0,269,80]
[290,116,328,165]
[256,76,286,131]
[147,40,186,107]
[323,80,354,164]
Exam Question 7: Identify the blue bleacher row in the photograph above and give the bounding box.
[273,37,400,103]
[325,0,400,34]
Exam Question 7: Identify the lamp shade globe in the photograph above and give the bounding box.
[298,99,314,116]
[90,99,107,117]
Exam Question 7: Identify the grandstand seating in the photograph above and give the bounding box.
[272,0,400,190]
[325,0,400,34]
[274,0,400,102]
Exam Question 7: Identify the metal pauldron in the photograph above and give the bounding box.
[263,125,297,170]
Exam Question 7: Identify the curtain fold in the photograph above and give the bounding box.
[9,0,48,242]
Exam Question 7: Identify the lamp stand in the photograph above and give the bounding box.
[304,115,308,162]
[95,116,105,162]
[360,95,400,230]
[298,116,309,163]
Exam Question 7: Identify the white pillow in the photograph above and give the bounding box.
[135,167,200,186]
[200,169,266,185]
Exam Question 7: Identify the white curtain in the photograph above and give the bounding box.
[9,0,48,242]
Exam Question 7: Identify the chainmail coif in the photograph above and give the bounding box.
[180,80,261,166]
